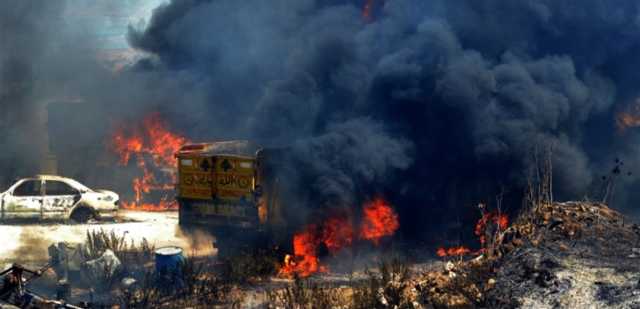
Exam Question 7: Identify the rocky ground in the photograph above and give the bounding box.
[488,202,640,308]
[416,201,640,309]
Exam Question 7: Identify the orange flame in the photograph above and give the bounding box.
[278,225,329,278]
[144,114,187,166]
[474,212,509,246]
[110,113,188,211]
[436,211,509,258]
[120,200,178,212]
[111,129,143,165]
[323,215,354,253]
[359,197,400,245]
[280,198,399,278]
[497,214,509,230]
[436,246,471,257]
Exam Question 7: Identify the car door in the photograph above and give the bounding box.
[43,180,80,219]
[3,179,44,218]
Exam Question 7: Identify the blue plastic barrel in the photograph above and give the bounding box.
[155,246,185,273]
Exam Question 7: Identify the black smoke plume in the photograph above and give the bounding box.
[5,0,640,240]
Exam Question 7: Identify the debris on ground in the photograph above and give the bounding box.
[414,201,640,309]
[0,264,83,309]
[82,249,122,289]
[4,201,640,308]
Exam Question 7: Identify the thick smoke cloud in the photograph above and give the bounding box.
[0,2,66,181]
[5,0,640,239]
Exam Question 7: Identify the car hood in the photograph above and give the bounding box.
[94,189,118,198]
[95,189,115,194]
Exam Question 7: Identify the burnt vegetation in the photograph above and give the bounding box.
[411,156,640,308]
[265,257,415,309]
[90,231,260,308]
[117,258,241,308]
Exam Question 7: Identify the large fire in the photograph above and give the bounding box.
[279,197,399,278]
[110,113,188,211]
[323,214,355,253]
[360,198,400,245]
[436,210,509,258]
[279,224,330,278]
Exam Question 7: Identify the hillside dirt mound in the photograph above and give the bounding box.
[418,201,640,309]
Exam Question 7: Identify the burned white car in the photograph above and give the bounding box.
[0,175,119,223]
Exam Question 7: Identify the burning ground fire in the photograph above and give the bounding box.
[279,197,399,278]
[110,112,188,211]
[436,208,509,258]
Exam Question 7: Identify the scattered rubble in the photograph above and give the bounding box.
[414,201,640,308]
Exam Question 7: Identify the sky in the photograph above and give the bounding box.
[64,0,166,68]
[67,0,165,49]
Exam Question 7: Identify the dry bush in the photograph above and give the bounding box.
[79,231,241,307]
[266,275,340,309]
[171,258,237,306]
[127,237,156,264]
[352,257,414,309]
[265,258,414,309]
[119,257,238,308]
[219,248,280,284]
[118,270,163,308]
[83,229,155,267]
[82,258,124,293]
[83,229,129,260]
[526,145,555,208]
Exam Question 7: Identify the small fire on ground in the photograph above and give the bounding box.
[109,113,188,211]
[436,209,509,258]
[279,197,400,278]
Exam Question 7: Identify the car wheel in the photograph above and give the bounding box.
[70,206,95,223]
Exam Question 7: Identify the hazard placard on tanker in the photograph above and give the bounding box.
[175,141,259,203]
[177,155,215,200]
[215,155,255,201]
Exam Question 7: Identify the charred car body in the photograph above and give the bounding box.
[0,175,119,223]
[176,141,288,252]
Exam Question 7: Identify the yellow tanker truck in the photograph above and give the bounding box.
[175,140,288,253]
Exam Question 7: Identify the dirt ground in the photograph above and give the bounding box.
[0,210,216,269]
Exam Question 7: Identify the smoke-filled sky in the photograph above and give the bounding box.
[4,0,640,238]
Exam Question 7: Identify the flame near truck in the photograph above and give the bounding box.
[175,141,288,253]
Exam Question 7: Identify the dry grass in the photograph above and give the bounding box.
[83,229,129,260]
[83,229,155,266]
[266,275,341,309]
[118,257,241,308]
[219,247,280,284]
[351,257,414,309]
[83,229,154,261]
[264,257,415,309]
[79,230,244,307]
